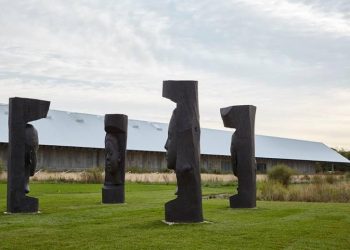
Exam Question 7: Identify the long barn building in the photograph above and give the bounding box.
[0,104,349,173]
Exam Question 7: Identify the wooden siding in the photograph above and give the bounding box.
[127,151,167,172]
[257,158,316,174]
[0,143,316,173]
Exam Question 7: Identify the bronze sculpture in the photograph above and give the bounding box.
[24,124,39,194]
[7,97,50,213]
[220,105,257,208]
[102,114,128,204]
[163,80,203,223]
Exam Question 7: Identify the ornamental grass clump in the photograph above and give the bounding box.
[312,175,324,185]
[325,174,337,184]
[258,180,288,201]
[81,166,104,184]
[267,164,295,186]
[287,182,350,203]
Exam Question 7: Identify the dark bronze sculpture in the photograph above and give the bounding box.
[163,80,203,223]
[7,97,50,213]
[24,124,39,194]
[220,105,257,208]
[102,114,128,204]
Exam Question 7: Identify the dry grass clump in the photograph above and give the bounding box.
[0,170,241,185]
[125,173,238,186]
[288,182,350,202]
[80,167,104,184]
[290,174,345,184]
[0,172,5,181]
[262,164,348,203]
[201,174,236,187]
[258,181,288,201]
[125,173,177,184]
[258,179,350,203]
[31,170,80,183]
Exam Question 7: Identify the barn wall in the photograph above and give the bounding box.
[257,158,316,174]
[37,146,105,171]
[0,143,7,167]
[202,154,231,173]
[0,143,317,174]
[0,143,105,171]
[127,152,231,173]
[127,151,167,172]
[203,156,316,174]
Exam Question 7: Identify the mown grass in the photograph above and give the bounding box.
[0,183,350,249]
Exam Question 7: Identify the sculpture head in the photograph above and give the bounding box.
[220,105,256,131]
[105,133,121,175]
[104,114,127,187]
[163,80,200,172]
[164,109,177,169]
[25,124,39,173]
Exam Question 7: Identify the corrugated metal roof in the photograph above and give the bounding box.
[0,104,349,164]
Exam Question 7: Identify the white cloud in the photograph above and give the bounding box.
[0,0,349,149]
[239,0,350,37]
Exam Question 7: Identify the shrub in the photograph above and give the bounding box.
[267,164,295,186]
[81,166,104,184]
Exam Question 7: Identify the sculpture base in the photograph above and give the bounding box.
[102,185,124,204]
[229,194,256,208]
[4,211,41,215]
[7,195,39,213]
[165,198,203,223]
[162,220,212,225]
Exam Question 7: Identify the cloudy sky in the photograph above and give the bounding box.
[0,0,349,149]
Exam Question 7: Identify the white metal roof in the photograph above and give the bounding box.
[0,104,349,164]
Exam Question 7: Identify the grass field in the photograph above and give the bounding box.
[0,183,350,250]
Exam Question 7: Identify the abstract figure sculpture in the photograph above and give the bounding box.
[220,105,257,208]
[163,80,203,223]
[7,97,50,213]
[24,124,39,194]
[102,114,128,204]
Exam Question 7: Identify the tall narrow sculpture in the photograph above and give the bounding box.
[220,105,257,208]
[7,97,50,213]
[163,80,203,223]
[102,114,128,204]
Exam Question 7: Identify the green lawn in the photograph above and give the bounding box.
[0,183,349,250]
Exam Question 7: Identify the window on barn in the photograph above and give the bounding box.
[257,163,267,173]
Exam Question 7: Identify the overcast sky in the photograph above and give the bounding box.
[0,0,349,150]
